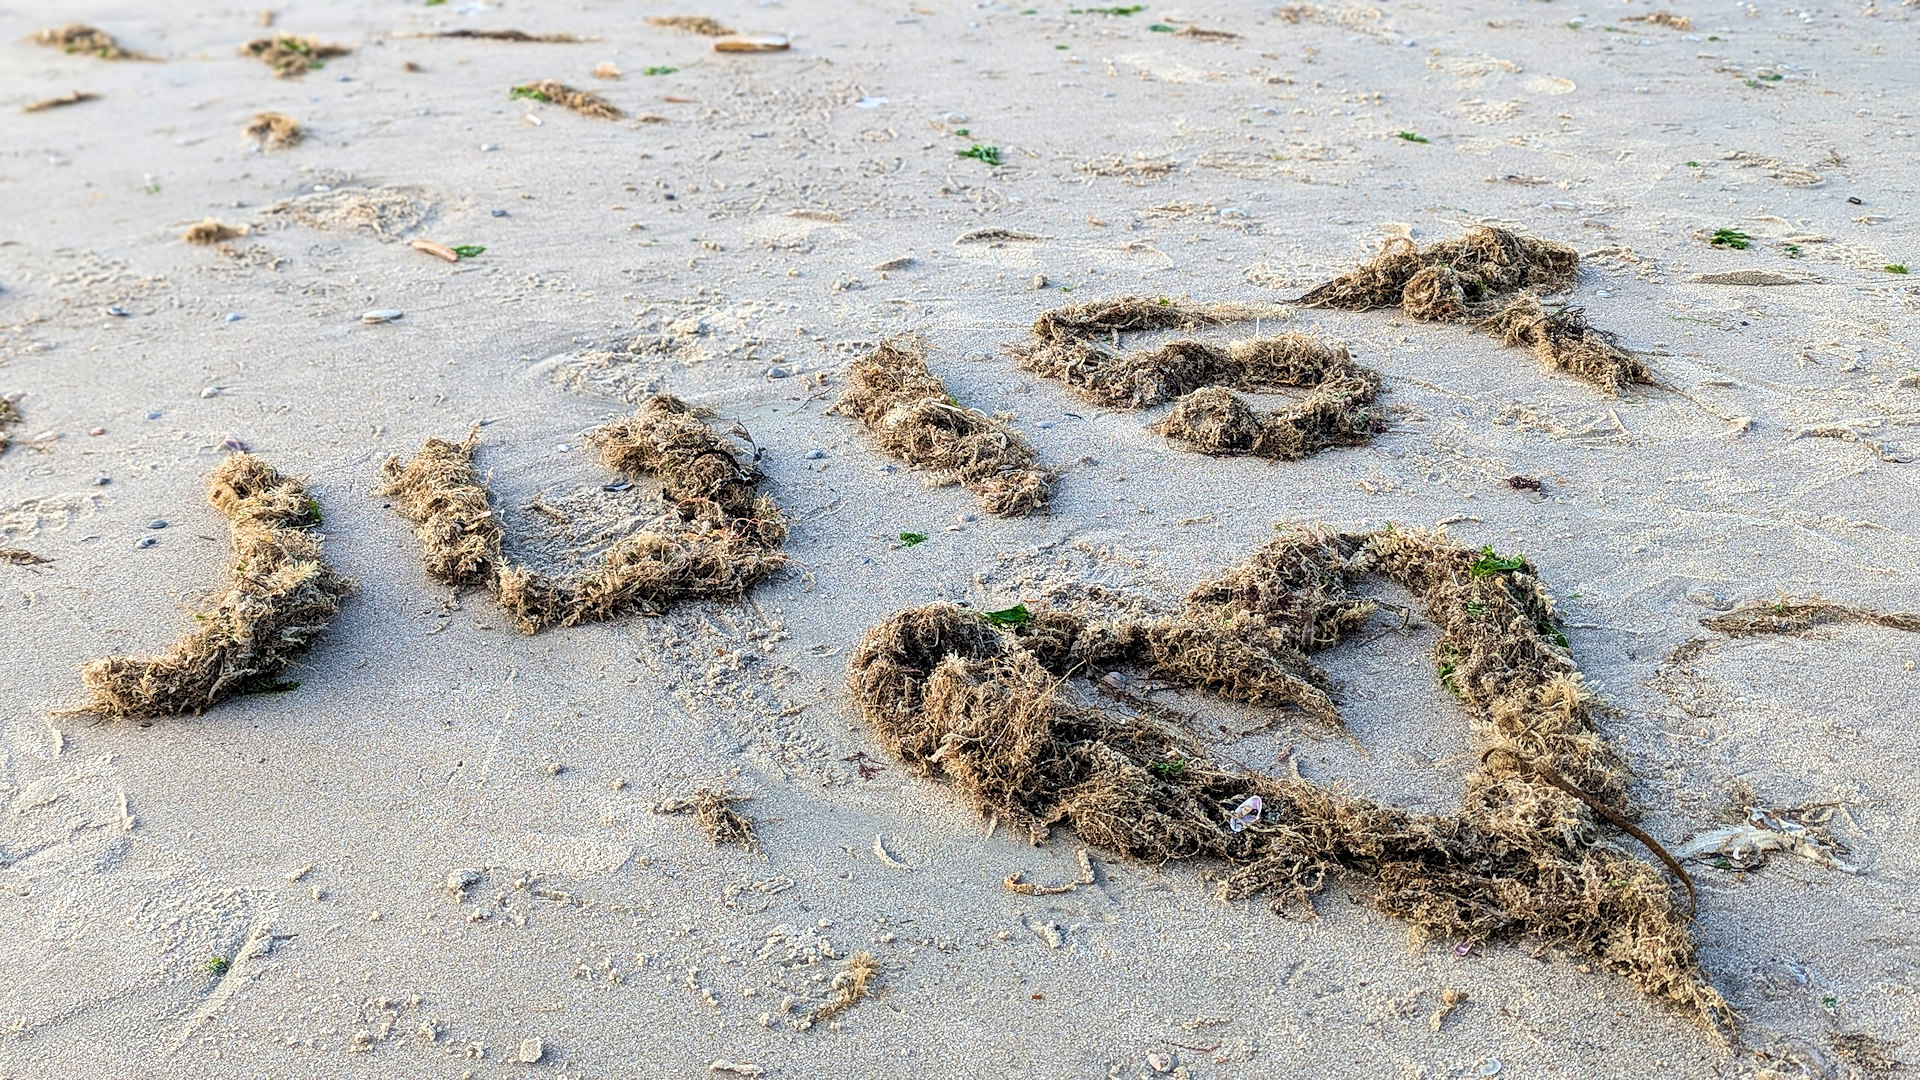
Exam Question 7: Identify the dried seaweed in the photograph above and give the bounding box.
[1,548,51,566]
[812,952,878,1023]
[31,25,149,60]
[24,91,98,113]
[1296,226,1649,394]
[241,36,351,78]
[1476,297,1651,393]
[428,29,585,42]
[0,399,20,453]
[182,219,248,245]
[646,15,736,36]
[245,110,303,149]
[847,525,1727,1034]
[832,336,1051,516]
[653,788,758,850]
[73,455,354,718]
[1702,597,1920,637]
[1016,297,1380,460]
[382,396,786,633]
[510,80,624,119]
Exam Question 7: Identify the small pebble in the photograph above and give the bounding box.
[148,520,168,530]
[224,313,243,322]
[805,449,827,460]
[556,443,572,453]
[490,208,508,217]
[480,142,500,152]
[88,426,106,436]
[96,476,111,486]
[222,436,248,452]
[200,386,220,399]
[146,411,163,420]
[1037,420,1054,429]
[517,1038,544,1065]
[942,111,967,125]
[105,306,129,317]
[136,536,158,549]
[766,365,792,379]
[876,464,896,474]
[361,309,404,324]
[1031,274,1048,289]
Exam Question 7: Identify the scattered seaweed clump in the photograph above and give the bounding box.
[382,395,786,633]
[810,952,879,1025]
[653,788,758,850]
[428,29,584,42]
[509,80,624,119]
[646,15,736,35]
[847,525,1728,1034]
[24,91,98,113]
[1296,226,1650,394]
[1702,597,1920,638]
[182,219,248,245]
[832,336,1051,516]
[0,398,21,453]
[242,36,351,77]
[1015,296,1381,460]
[31,25,147,60]
[1476,297,1651,393]
[73,455,354,719]
[246,111,303,149]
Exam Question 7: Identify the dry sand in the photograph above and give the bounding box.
[2,1,1917,1077]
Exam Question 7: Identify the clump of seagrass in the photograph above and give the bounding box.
[831,336,1051,516]
[382,395,786,633]
[847,525,1729,1034]
[1476,297,1650,393]
[1703,597,1920,638]
[810,952,879,1025]
[74,455,354,718]
[1296,225,1651,393]
[0,398,21,453]
[246,111,303,149]
[242,36,351,77]
[1015,296,1380,460]
[647,15,736,36]
[510,80,623,119]
[652,788,758,850]
[31,25,149,60]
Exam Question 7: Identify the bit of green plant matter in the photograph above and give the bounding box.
[1887,264,1910,274]
[1396,131,1429,143]
[1149,23,1174,31]
[1782,243,1801,257]
[898,532,927,547]
[1469,545,1526,578]
[1148,758,1185,779]
[205,957,231,976]
[1686,160,1700,167]
[644,66,677,75]
[983,604,1032,626]
[509,86,550,103]
[1710,228,1751,250]
[1070,4,1144,13]
[956,144,1003,165]
[451,245,485,259]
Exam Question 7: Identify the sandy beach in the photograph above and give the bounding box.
[2,1,1917,1076]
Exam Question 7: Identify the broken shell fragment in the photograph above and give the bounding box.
[410,238,459,262]
[361,309,404,324]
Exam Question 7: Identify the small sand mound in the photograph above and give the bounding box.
[383,396,787,634]
[510,80,624,119]
[1702,597,1920,637]
[1016,297,1380,460]
[261,186,431,242]
[848,525,1727,1034]
[653,788,758,849]
[242,36,351,77]
[647,15,736,36]
[181,219,249,244]
[832,336,1051,516]
[1296,226,1650,393]
[74,455,354,719]
[31,25,146,60]
[246,111,303,149]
